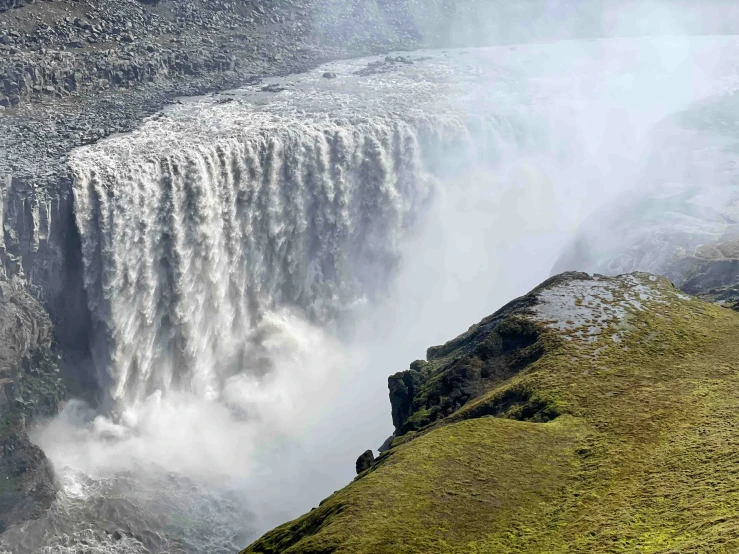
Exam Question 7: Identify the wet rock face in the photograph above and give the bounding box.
[0,175,92,372]
[0,281,64,533]
[0,432,57,534]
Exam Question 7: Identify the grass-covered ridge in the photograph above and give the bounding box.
[244,272,739,554]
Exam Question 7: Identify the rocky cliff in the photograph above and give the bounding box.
[0,280,63,533]
[244,272,739,553]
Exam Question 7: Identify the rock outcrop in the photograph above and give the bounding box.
[0,280,63,533]
[244,272,739,553]
[355,450,374,475]
[388,292,548,438]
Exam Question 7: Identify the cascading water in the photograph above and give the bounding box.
[73,113,442,410]
[68,50,544,414]
[6,39,739,553]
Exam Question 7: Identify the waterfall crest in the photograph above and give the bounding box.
[67,48,545,411]
[69,87,518,410]
[74,118,413,406]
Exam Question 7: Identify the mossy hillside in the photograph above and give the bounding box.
[244,273,739,553]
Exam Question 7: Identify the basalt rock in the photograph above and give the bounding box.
[388,285,548,437]
[355,450,375,475]
[0,280,64,533]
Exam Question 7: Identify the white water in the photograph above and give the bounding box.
[67,46,562,412]
[5,38,739,553]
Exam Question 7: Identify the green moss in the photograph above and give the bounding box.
[390,313,546,436]
[245,276,739,553]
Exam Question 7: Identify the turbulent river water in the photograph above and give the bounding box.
[4,38,739,553]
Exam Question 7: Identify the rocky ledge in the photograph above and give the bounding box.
[0,280,63,533]
[244,271,739,553]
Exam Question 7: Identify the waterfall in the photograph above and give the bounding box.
[16,41,737,554]
[66,45,548,414]
[69,91,516,410]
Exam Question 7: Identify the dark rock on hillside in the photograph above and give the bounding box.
[0,280,64,533]
[355,450,374,475]
[389,279,553,437]
[378,434,394,453]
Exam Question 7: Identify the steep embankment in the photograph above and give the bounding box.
[0,281,63,533]
[245,272,739,553]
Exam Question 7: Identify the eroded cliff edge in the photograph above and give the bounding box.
[244,272,739,553]
[0,281,63,533]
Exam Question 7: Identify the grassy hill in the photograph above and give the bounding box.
[243,272,739,554]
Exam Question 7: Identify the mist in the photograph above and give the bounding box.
[10,2,739,551]
[316,0,739,52]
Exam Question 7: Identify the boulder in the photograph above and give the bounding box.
[355,450,374,474]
